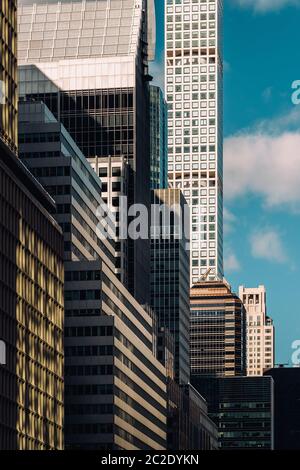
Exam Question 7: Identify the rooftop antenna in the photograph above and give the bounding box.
[199,268,212,282]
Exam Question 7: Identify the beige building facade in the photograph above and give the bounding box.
[239,285,275,376]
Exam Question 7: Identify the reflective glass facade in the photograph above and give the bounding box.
[18,0,152,62]
[264,367,300,450]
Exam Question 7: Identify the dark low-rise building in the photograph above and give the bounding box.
[264,366,300,450]
[192,375,274,450]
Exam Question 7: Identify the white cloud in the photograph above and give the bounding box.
[224,108,300,211]
[250,228,288,263]
[232,0,299,12]
[224,249,241,272]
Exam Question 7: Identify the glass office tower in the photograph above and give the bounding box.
[165,0,223,284]
[17,0,156,305]
[264,367,300,450]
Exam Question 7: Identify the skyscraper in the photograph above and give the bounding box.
[190,280,246,378]
[0,0,18,153]
[239,285,275,376]
[0,2,64,449]
[150,188,190,384]
[150,85,168,189]
[17,0,156,305]
[165,0,223,284]
[19,101,168,450]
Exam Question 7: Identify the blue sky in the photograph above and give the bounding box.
[151,0,300,364]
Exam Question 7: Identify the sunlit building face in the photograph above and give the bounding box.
[165,0,223,284]
[0,0,18,153]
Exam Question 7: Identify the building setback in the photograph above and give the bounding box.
[150,188,190,384]
[264,367,300,450]
[18,0,156,306]
[165,0,224,284]
[192,375,274,450]
[239,285,275,376]
[190,280,246,378]
[19,101,167,450]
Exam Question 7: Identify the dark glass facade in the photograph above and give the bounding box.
[150,85,168,189]
[18,101,114,267]
[192,376,274,450]
[264,367,300,450]
[24,89,134,162]
[19,80,150,305]
[150,189,190,384]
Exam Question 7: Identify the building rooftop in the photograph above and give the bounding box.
[18,0,155,63]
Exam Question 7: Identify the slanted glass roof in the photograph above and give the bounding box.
[18,0,149,63]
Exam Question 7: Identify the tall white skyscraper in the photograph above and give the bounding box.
[239,285,275,376]
[165,0,223,284]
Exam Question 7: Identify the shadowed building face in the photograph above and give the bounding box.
[0,340,6,365]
